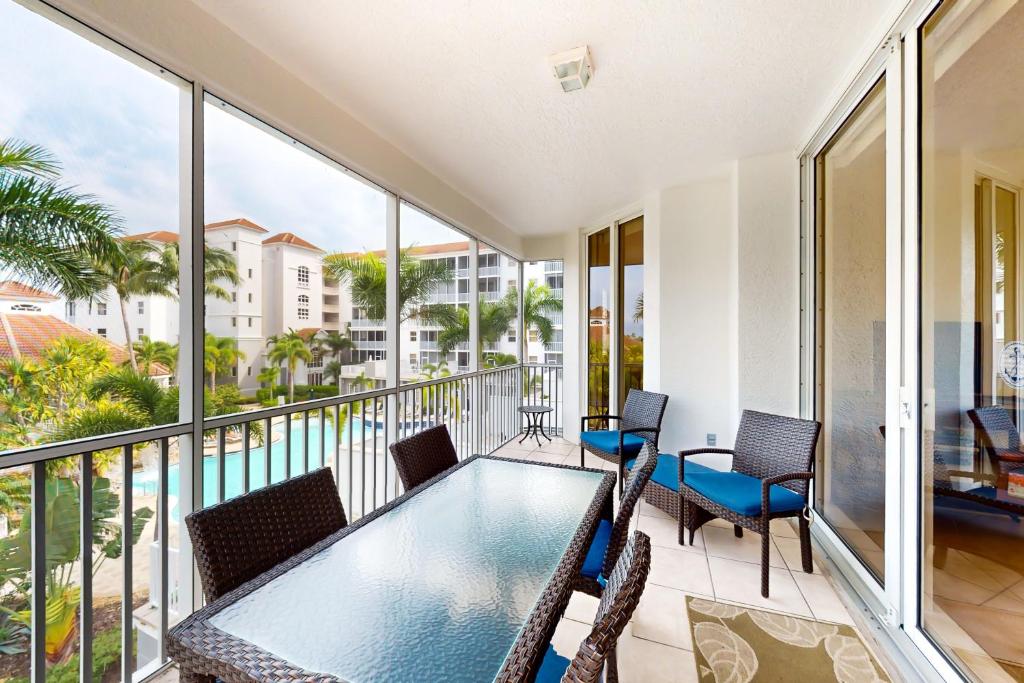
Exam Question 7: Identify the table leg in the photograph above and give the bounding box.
[538,413,552,442]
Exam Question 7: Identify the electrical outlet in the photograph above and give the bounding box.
[706,433,717,446]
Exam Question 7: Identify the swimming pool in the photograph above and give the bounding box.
[133,416,376,518]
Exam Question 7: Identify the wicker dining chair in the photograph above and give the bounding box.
[580,389,668,494]
[389,424,459,491]
[678,410,821,598]
[534,531,652,683]
[185,467,347,602]
[576,442,657,597]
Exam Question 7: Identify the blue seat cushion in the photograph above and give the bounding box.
[535,645,571,683]
[581,518,613,579]
[580,429,646,456]
[684,470,805,517]
[626,454,717,493]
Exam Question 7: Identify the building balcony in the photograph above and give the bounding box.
[350,318,386,328]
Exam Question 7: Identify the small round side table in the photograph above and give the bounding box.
[518,405,553,448]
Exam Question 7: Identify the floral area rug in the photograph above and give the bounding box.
[686,596,890,682]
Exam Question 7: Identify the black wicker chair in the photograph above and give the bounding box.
[534,531,652,683]
[185,467,347,602]
[575,442,657,597]
[580,389,668,493]
[389,424,459,491]
[678,410,821,598]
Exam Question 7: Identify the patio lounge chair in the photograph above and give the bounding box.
[580,389,668,493]
[185,467,348,602]
[576,442,657,597]
[389,424,459,491]
[536,531,652,683]
[678,410,821,598]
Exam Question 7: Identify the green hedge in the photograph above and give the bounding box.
[255,384,339,402]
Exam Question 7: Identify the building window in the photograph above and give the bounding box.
[66,301,76,317]
[248,317,253,327]
[11,303,41,312]
[97,328,107,338]
[137,300,144,314]
[508,331,516,343]
[297,265,310,288]
[97,302,107,316]
[410,330,417,342]
[247,268,253,278]
[529,329,539,342]
[298,294,309,320]
[247,366,252,376]
[231,241,237,251]
[137,328,144,338]
[231,317,236,327]
[248,292,253,303]
[231,292,237,302]
[231,366,237,377]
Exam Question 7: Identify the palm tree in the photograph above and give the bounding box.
[0,139,122,300]
[87,368,172,424]
[313,330,354,394]
[204,333,246,393]
[521,281,563,362]
[256,364,280,397]
[132,336,177,375]
[266,330,313,403]
[432,293,517,356]
[322,248,453,322]
[158,241,241,302]
[95,239,176,371]
[633,292,644,322]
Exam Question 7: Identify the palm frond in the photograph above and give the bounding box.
[0,140,58,178]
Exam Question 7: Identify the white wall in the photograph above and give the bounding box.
[736,152,800,417]
[652,175,739,457]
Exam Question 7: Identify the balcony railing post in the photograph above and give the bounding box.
[121,444,133,683]
[80,451,94,683]
[30,460,46,683]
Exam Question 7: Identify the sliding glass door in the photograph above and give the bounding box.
[814,77,889,584]
[919,0,1024,678]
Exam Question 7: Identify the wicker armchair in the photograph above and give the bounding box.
[389,424,459,491]
[678,410,821,598]
[185,467,347,602]
[968,406,1024,480]
[534,531,652,683]
[576,442,657,597]
[580,389,668,493]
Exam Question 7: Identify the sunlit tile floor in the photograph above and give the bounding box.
[151,437,887,683]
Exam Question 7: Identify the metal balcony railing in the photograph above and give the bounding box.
[0,363,562,682]
[349,318,386,328]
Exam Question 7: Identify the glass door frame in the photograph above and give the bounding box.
[581,210,643,419]
[801,0,987,679]
[799,40,903,623]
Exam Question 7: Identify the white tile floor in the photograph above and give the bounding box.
[152,437,885,683]
[497,437,879,682]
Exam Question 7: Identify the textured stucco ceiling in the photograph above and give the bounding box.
[193,0,896,235]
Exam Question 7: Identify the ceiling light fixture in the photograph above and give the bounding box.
[548,46,593,92]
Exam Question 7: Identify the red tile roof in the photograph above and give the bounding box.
[333,240,470,258]
[0,281,57,301]
[294,327,322,341]
[0,314,170,376]
[205,218,270,234]
[124,230,180,244]
[263,232,324,252]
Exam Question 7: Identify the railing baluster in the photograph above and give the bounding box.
[242,422,251,494]
[372,398,378,510]
[121,444,133,683]
[217,426,226,503]
[361,399,368,517]
[319,407,327,468]
[302,410,310,474]
[285,412,292,481]
[158,438,169,666]
[334,404,342,491]
[30,460,45,683]
[347,400,354,514]
[263,417,272,487]
[80,452,93,683]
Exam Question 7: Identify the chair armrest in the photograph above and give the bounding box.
[679,448,735,458]
[580,414,620,431]
[760,472,814,517]
[998,451,1024,463]
[621,426,660,438]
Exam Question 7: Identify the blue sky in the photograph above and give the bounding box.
[0,0,459,258]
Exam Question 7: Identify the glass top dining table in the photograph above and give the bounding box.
[174,455,613,683]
